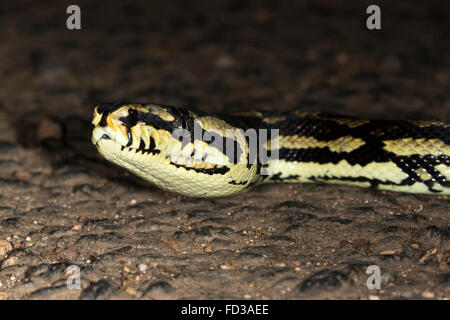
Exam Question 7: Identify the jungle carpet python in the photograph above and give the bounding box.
[91,103,449,197]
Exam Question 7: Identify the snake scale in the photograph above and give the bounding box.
[91,103,449,197]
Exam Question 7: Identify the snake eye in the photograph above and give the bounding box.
[129,108,138,120]
[128,108,138,125]
[119,108,139,128]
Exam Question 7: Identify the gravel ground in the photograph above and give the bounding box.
[0,0,448,299]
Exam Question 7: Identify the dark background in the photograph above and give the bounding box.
[0,0,448,300]
[2,0,449,120]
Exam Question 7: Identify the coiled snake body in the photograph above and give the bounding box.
[92,103,449,197]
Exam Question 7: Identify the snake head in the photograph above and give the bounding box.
[91,103,258,197]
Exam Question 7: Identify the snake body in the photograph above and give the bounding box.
[91,103,450,197]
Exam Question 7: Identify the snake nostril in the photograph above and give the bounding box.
[129,108,138,119]
[118,108,139,128]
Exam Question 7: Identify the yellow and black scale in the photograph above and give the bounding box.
[91,103,449,197]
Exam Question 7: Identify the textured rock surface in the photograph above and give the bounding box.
[0,0,448,299]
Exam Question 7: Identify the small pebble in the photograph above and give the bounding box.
[421,291,435,299]
[37,118,63,141]
[336,52,349,65]
[71,224,82,231]
[2,256,19,267]
[138,264,148,273]
[216,55,235,69]
[125,287,137,296]
[0,240,13,258]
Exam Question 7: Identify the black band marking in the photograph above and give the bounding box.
[169,162,230,175]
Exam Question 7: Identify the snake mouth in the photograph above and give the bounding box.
[92,126,116,147]
[94,133,111,146]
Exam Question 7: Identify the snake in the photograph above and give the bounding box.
[91,103,450,198]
